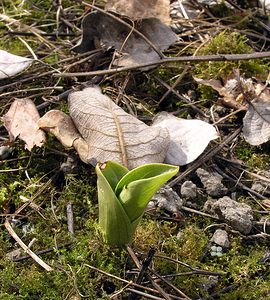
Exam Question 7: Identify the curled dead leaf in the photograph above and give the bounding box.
[2,98,46,150]
[73,11,178,69]
[194,76,248,110]
[243,101,270,145]
[105,0,171,24]
[39,86,170,169]
[0,50,33,79]
[152,112,219,165]
[38,110,80,148]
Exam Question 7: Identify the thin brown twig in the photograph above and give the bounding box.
[145,254,223,276]
[169,127,242,186]
[181,206,219,220]
[67,202,75,235]
[11,242,73,262]
[127,246,172,300]
[4,219,53,271]
[153,74,207,118]
[84,264,161,295]
[125,289,166,300]
[54,51,270,77]
[213,164,267,200]
[158,65,190,104]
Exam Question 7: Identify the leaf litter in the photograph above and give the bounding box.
[2,98,46,151]
[196,72,270,145]
[0,50,33,79]
[1,1,270,299]
[73,10,178,68]
[38,86,217,168]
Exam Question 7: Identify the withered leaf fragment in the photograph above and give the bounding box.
[0,50,33,79]
[194,76,248,110]
[105,0,171,24]
[152,112,218,165]
[39,86,169,169]
[38,110,80,148]
[73,11,178,68]
[243,100,270,145]
[2,98,46,150]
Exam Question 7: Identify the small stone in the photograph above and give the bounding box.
[60,155,79,174]
[200,275,219,291]
[147,200,156,210]
[196,168,228,197]
[150,185,183,215]
[181,181,197,200]
[211,229,230,248]
[204,196,253,234]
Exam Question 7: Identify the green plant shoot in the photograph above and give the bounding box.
[96,161,179,246]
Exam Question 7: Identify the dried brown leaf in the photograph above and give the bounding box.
[73,11,177,68]
[194,77,248,110]
[105,0,171,24]
[68,86,169,169]
[2,98,45,150]
[38,110,80,148]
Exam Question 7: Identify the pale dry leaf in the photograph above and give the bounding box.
[105,0,171,24]
[194,76,248,110]
[2,98,46,150]
[38,110,80,148]
[260,0,270,11]
[243,101,270,145]
[68,86,170,169]
[73,11,178,68]
[0,50,33,79]
[255,83,270,102]
[152,112,219,165]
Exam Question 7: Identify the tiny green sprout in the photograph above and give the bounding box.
[96,161,179,246]
[210,245,223,257]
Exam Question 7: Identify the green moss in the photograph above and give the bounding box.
[0,186,8,208]
[194,31,268,101]
[235,141,270,169]
[247,154,270,169]
[235,141,255,161]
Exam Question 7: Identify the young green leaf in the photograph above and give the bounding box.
[100,161,129,190]
[96,163,135,246]
[116,164,179,221]
[96,162,179,246]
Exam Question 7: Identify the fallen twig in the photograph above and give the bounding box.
[128,246,156,300]
[54,52,270,77]
[4,219,53,271]
[11,242,73,262]
[127,246,173,300]
[67,202,74,235]
[169,127,242,186]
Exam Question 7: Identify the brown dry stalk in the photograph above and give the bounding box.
[4,219,53,271]
[55,51,270,77]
